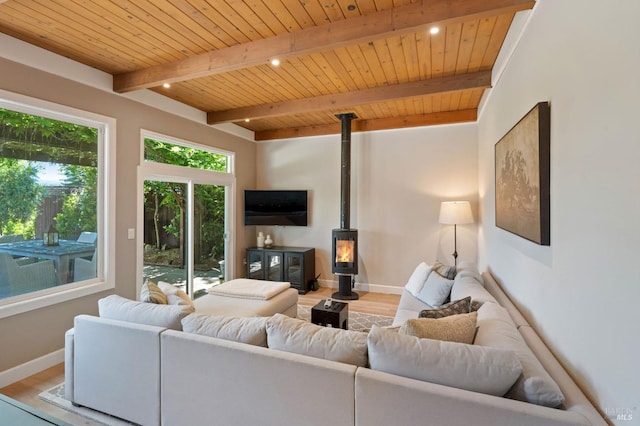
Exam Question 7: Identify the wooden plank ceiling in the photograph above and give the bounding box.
[0,0,535,140]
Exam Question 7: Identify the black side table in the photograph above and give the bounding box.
[311,299,349,330]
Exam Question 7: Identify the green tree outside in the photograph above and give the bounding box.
[143,138,227,266]
[1,107,98,240]
[0,158,42,237]
[55,165,97,239]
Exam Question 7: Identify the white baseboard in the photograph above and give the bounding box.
[318,279,403,295]
[0,348,64,389]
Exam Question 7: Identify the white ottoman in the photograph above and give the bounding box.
[194,279,298,317]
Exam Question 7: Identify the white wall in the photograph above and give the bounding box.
[257,124,478,293]
[477,0,640,422]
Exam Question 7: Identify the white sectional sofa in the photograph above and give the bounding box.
[64,265,607,426]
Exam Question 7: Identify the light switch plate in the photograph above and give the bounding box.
[127,228,135,239]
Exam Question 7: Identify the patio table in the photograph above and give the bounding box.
[0,239,95,284]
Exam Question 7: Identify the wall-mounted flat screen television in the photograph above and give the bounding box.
[244,190,308,226]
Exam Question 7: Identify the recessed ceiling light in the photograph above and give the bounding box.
[245,118,250,122]
[430,27,439,35]
[163,83,171,88]
[270,58,280,66]
[347,4,356,11]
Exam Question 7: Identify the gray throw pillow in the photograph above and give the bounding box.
[417,272,454,307]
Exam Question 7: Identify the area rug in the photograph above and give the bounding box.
[39,384,133,426]
[39,306,393,424]
[296,304,393,331]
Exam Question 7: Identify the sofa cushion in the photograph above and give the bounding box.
[418,296,471,318]
[140,280,167,304]
[391,289,436,327]
[404,262,431,297]
[157,281,196,309]
[98,294,194,331]
[181,313,268,347]
[417,271,454,307]
[474,302,565,407]
[367,325,522,396]
[455,261,484,285]
[400,312,477,344]
[450,275,498,305]
[266,313,368,367]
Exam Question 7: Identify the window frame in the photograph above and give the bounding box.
[0,89,116,319]
[137,130,236,297]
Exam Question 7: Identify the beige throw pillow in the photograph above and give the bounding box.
[157,281,196,309]
[400,311,477,344]
[140,280,167,304]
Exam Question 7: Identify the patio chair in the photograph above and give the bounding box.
[0,234,35,264]
[0,252,60,298]
[74,249,97,281]
[77,232,97,244]
[0,234,24,243]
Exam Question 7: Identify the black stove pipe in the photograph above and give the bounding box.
[338,113,356,230]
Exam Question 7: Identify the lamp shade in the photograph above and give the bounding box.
[439,201,473,225]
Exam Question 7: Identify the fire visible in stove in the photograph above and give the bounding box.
[336,239,355,263]
[332,229,358,275]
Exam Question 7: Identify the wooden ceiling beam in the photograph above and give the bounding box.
[254,109,478,141]
[113,0,534,93]
[207,71,490,124]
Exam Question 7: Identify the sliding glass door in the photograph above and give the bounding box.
[139,132,234,299]
[143,179,188,290]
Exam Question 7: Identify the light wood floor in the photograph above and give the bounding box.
[298,286,400,317]
[1,287,400,424]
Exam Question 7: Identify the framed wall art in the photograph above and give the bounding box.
[495,101,550,245]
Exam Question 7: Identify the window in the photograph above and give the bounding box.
[138,131,234,298]
[0,90,115,318]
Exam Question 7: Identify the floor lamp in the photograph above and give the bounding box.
[439,201,473,266]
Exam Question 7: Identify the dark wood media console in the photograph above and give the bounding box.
[246,246,315,294]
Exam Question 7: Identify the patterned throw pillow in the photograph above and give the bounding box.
[432,261,456,279]
[140,280,168,304]
[400,312,478,344]
[419,296,471,318]
[471,300,484,312]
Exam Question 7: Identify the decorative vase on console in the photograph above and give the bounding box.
[264,234,273,248]
[257,232,265,248]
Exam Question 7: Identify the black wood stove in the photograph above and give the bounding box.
[331,113,359,300]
